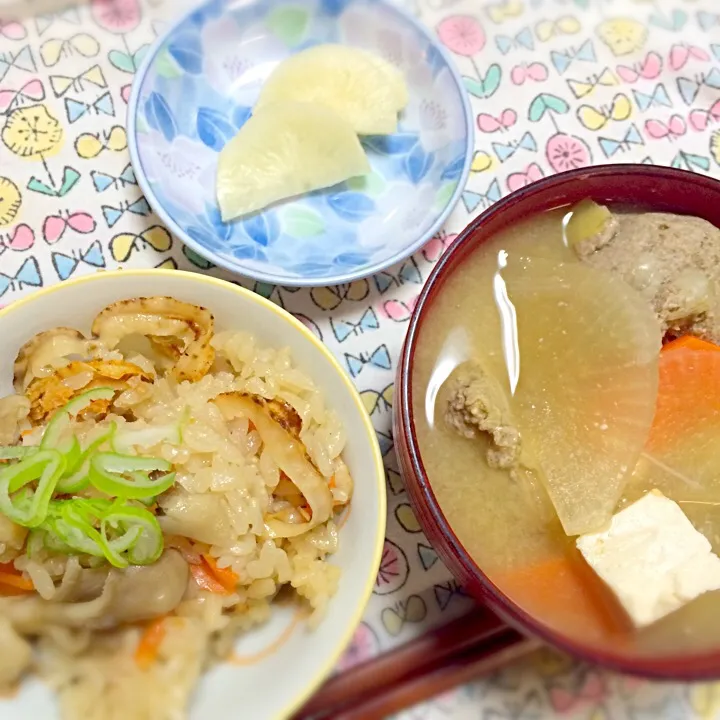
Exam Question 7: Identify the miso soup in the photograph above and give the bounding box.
[413,204,720,656]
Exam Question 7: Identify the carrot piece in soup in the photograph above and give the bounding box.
[630,336,720,509]
[493,553,631,643]
[647,336,720,449]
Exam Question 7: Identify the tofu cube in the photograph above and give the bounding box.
[576,490,720,627]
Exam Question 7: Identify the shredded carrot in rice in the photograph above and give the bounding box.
[202,554,239,592]
[190,558,234,595]
[0,563,34,594]
[135,616,167,670]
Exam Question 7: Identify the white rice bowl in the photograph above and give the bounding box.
[0,271,386,720]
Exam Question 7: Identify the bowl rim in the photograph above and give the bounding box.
[0,268,388,719]
[126,0,475,288]
[397,163,720,680]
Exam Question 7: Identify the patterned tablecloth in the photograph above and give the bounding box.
[1,0,720,717]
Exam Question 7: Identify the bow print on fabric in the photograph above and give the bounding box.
[74,125,127,158]
[645,115,687,140]
[477,109,517,133]
[42,210,96,244]
[35,7,81,36]
[511,62,548,85]
[395,503,420,533]
[360,383,394,417]
[330,307,380,343]
[507,162,545,191]
[373,258,423,294]
[0,46,36,82]
[493,131,538,161]
[462,178,502,214]
[568,68,618,98]
[0,225,35,253]
[599,124,644,157]
[698,10,720,31]
[633,83,672,112]
[310,280,369,311]
[616,52,663,83]
[433,579,470,612]
[91,164,136,192]
[550,39,596,74]
[39,33,100,67]
[495,27,534,54]
[381,596,427,636]
[421,231,456,263]
[65,91,114,123]
[344,344,392,378]
[0,79,45,114]
[0,257,42,298]
[535,15,581,42]
[52,240,106,280]
[101,197,150,227]
[0,20,27,41]
[677,68,720,105]
[577,93,632,130]
[486,0,523,25]
[418,542,439,571]
[668,43,710,71]
[50,64,107,97]
[381,297,419,322]
[689,100,720,131]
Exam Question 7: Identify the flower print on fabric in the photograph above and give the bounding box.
[2,104,63,158]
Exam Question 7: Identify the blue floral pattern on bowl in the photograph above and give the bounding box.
[128,0,473,286]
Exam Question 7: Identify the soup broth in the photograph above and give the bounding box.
[413,207,720,657]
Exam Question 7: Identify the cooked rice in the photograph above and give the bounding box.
[0,323,352,720]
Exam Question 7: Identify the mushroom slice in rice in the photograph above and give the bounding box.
[0,551,188,634]
[25,359,154,425]
[91,297,215,383]
[214,392,333,538]
[13,328,92,392]
[243,394,303,439]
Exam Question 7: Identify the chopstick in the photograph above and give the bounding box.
[294,608,539,720]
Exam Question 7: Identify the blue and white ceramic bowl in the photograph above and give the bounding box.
[128,0,473,286]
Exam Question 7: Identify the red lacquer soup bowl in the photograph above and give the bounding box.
[395,164,720,679]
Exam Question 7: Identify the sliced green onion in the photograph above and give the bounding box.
[89,452,175,500]
[0,449,66,527]
[56,424,117,494]
[59,437,82,475]
[101,503,163,566]
[41,387,115,450]
[41,498,162,569]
